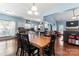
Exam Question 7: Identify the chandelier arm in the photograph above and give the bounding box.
[76,15,79,17]
[72,9,75,17]
[33,3,35,6]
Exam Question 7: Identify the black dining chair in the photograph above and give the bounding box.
[20,34,39,56]
[44,34,56,56]
[16,27,26,56]
[16,33,22,56]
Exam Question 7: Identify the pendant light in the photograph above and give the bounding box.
[71,9,76,19]
[27,3,39,15]
[34,11,39,15]
[31,3,37,11]
[28,10,32,15]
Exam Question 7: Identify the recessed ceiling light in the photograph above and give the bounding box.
[27,10,32,15]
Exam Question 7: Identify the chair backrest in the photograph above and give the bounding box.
[18,27,26,33]
[52,35,56,47]
[49,34,56,55]
[16,33,22,47]
[21,34,30,51]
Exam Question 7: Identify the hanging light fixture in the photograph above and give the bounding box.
[71,9,77,19]
[27,3,39,15]
[31,3,37,11]
[27,10,32,15]
[34,11,39,15]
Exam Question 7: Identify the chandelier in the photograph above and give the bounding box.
[27,3,39,15]
[71,9,77,19]
[71,8,79,20]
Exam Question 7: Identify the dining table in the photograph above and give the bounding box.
[29,35,51,56]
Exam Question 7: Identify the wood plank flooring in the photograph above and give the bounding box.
[0,36,79,56]
[64,43,79,56]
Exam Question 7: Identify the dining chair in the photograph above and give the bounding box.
[16,33,22,56]
[44,34,56,56]
[20,34,39,56]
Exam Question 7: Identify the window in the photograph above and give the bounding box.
[0,20,16,37]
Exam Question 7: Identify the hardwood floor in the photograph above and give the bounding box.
[0,39,17,56]
[55,36,64,56]
[55,36,79,56]
[64,43,79,56]
[0,36,79,56]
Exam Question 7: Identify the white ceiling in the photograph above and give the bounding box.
[0,3,79,21]
[51,7,79,22]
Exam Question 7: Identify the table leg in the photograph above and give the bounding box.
[39,48,44,56]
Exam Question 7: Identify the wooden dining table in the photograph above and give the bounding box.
[29,35,51,56]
